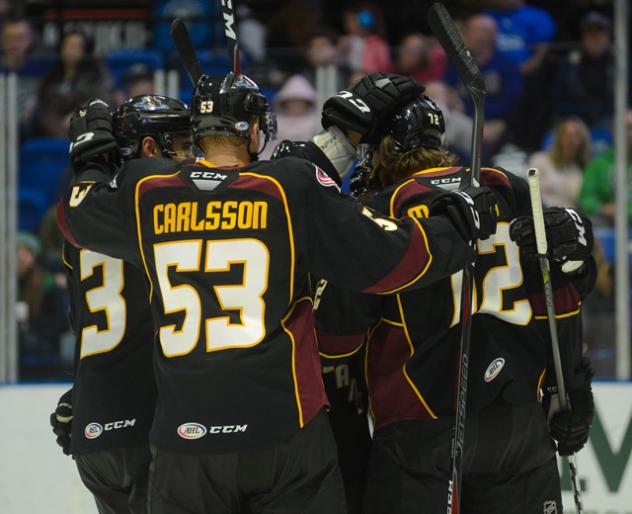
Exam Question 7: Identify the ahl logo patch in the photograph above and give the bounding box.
[177,422,207,440]
[84,422,103,439]
[315,166,340,192]
[543,500,557,514]
[484,358,505,383]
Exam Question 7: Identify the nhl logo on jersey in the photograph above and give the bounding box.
[84,422,103,439]
[543,500,557,514]
[177,422,207,440]
[484,358,505,383]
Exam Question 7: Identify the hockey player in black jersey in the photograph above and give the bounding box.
[56,70,499,514]
[50,95,192,514]
[315,94,596,514]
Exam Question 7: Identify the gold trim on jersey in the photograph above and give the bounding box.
[281,296,314,428]
[396,294,439,419]
[61,242,73,270]
[537,368,547,402]
[319,341,364,360]
[134,171,183,299]
[534,306,581,320]
[242,172,296,304]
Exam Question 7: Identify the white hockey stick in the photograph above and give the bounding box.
[527,168,584,514]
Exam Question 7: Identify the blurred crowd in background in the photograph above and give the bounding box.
[1,0,630,380]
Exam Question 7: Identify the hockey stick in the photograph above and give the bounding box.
[220,0,240,73]
[527,168,584,514]
[170,18,203,85]
[427,4,486,513]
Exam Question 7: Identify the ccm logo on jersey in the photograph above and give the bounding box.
[430,177,461,191]
[484,358,505,383]
[84,419,136,439]
[190,171,228,180]
[177,423,248,439]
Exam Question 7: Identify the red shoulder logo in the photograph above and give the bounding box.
[315,166,340,192]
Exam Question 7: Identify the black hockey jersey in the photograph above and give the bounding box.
[315,166,595,431]
[63,243,156,454]
[57,155,476,453]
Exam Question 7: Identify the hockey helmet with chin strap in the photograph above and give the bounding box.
[382,95,445,152]
[113,95,192,159]
[191,72,276,157]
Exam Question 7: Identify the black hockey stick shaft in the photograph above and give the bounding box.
[527,168,584,514]
[427,4,486,513]
[220,0,240,73]
[170,18,203,85]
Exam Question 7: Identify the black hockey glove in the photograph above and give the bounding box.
[429,186,499,242]
[510,208,593,273]
[322,72,424,144]
[544,357,594,456]
[50,388,73,456]
[69,98,119,171]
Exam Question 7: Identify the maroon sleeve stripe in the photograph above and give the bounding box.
[390,180,434,218]
[137,173,186,198]
[480,167,511,188]
[56,200,80,248]
[316,329,365,357]
[230,174,283,201]
[529,283,581,318]
[363,218,432,294]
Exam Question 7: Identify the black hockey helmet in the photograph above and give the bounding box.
[190,72,276,156]
[113,95,191,159]
[382,95,445,153]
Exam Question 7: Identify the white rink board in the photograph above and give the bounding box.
[0,384,94,514]
[0,382,631,514]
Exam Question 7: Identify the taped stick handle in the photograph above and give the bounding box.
[527,168,548,255]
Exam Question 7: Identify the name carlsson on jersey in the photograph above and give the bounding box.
[153,200,268,234]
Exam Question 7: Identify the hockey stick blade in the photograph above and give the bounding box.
[171,18,203,85]
[427,3,485,98]
[221,0,240,74]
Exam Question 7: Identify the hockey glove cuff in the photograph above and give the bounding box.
[510,208,593,273]
[430,186,499,242]
[50,388,73,456]
[545,357,594,456]
[69,98,119,171]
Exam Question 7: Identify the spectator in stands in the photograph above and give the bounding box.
[1,14,51,133]
[579,109,632,225]
[487,0,556,75]
[260,74,319,159]
[553,12,627,128]
[338,3,392,74]
[114,63,154,105]
[394,33,447,84]
[302,28,348,101]
[444,13,522,155]
[17,231,68,379]
[32,30,111,137]
[528,117,591,208]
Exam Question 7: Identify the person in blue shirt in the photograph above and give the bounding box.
[488,0,556,75]
[444,13,522,155]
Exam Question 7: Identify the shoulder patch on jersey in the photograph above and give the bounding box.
[315,165,341,192]
[68,182,94,207]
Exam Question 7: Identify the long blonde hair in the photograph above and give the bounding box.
[549,117,591,169]
[372,135,458,187]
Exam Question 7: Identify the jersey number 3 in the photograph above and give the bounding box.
[154,238,269,357]
[79,250,126,358]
